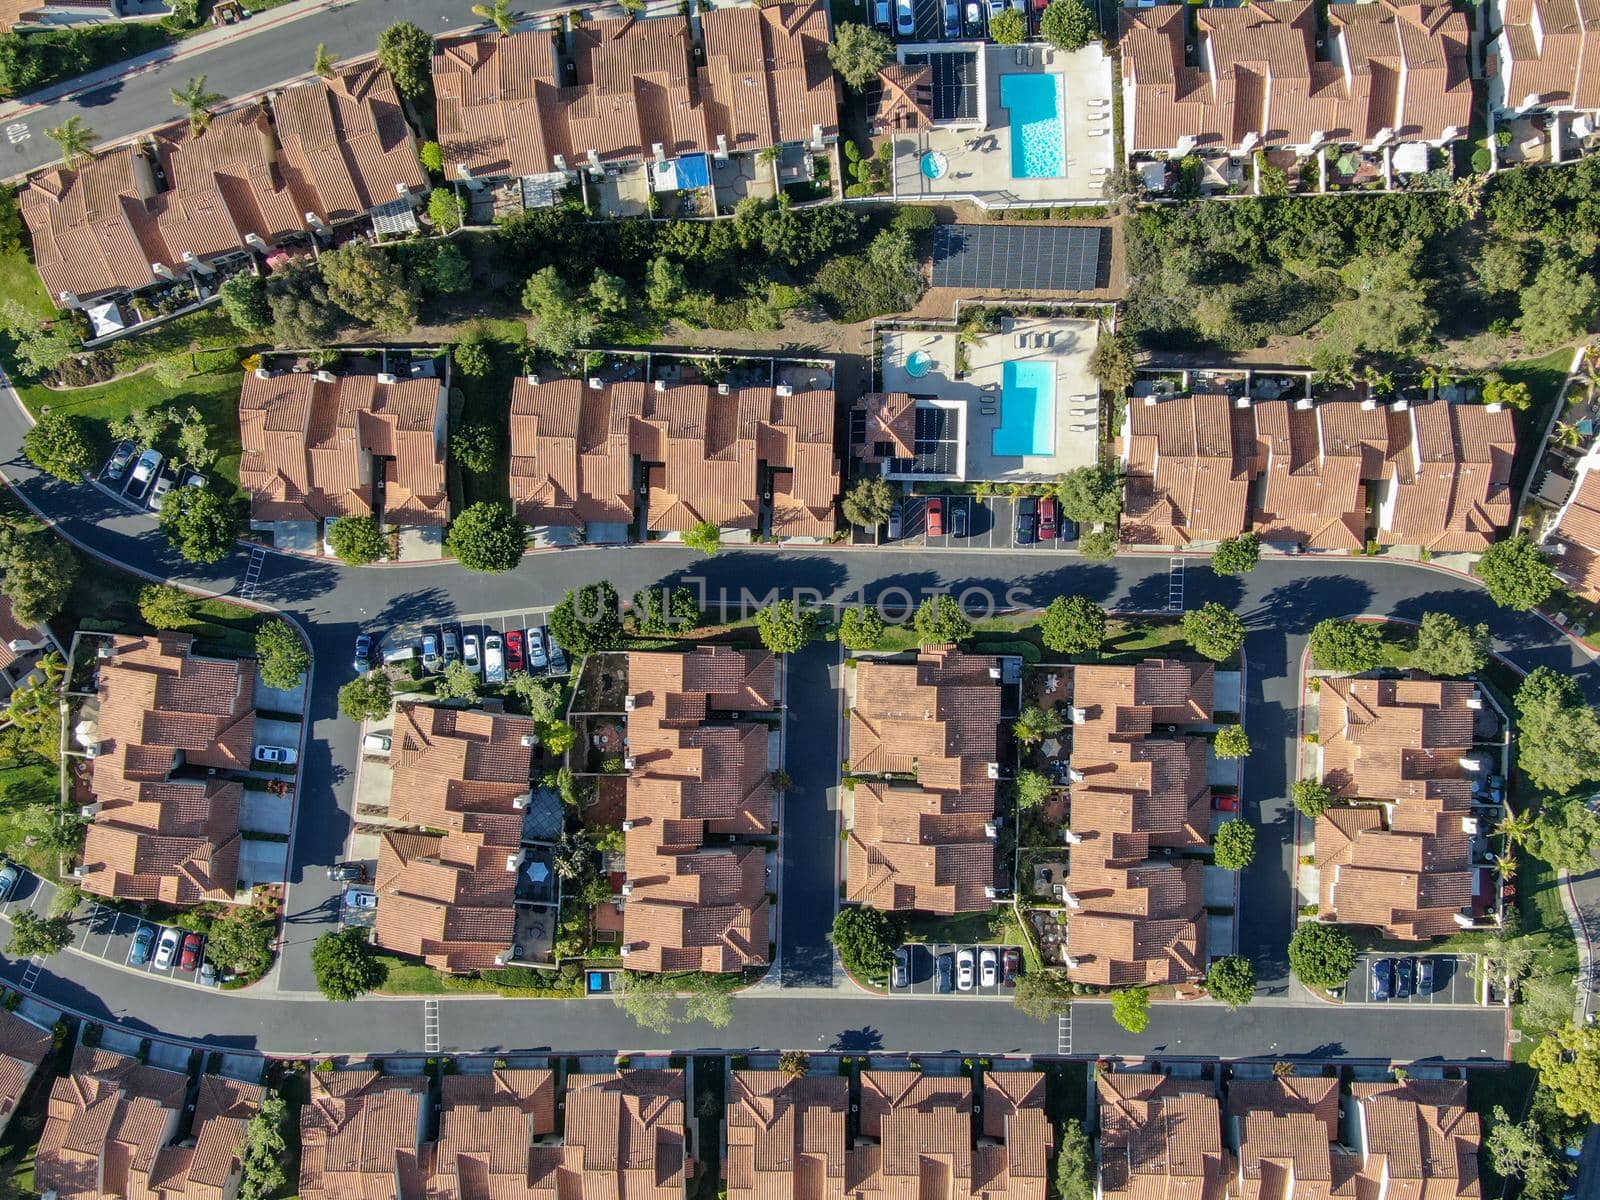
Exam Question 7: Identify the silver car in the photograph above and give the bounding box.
[483,634,506,684]
[462,633,482,676]
[421,632,441,674]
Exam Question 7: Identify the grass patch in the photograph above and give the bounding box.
[1501,347,1577,502]
[453,321,527,510]
[372,955,450,995]
[0,760,61,880]
[65,569,262,656]
[856,613,1188,666]
[901,908,1006,945]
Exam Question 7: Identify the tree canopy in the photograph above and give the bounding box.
[23,412,94,483]
[377,21,434,97]
[1014,703,1065,746]
[1182,602,1246,662]
[1477,535,1560,611]
[1039,595,1106,656]
[755,600,819,654]
[550,582,624,653]
[446,502,527,572]
[1531,1023,1600,1123]
[7,910,71,957]
[831,906,900,982]
[631,586,700,636]
[842,477,896,530]
[138,583,197,629]
[310,928,387,1001]
[1213,819,1256,870]
[913,594,972,646]
[1308,618,1386,674]
[1013,970,1073,1021]
[839,606,887,651]
[1206,956,1256,1007]
[157,487,238,565]
[1111,988,1151,1033]
[1411,611,1489,677]
[1523,799,1600,871]
[1055,1118,1094,1200]
[1211,533,1260,576]
[1516,668,1600,796]
[1040,0,1097,50]
[338,674,392,722]
[0,524,77,624]
[1292,779,1334,819]
[255,620,310,690]
[320,243,417,333]
[826,22,892,90]
[327,516,386,565]
[1056,465,1123,525]
[1288,922,1358,991]
[1213,725,1251,759]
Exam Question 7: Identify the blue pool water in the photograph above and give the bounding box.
[1001,73,1064,179]
[995,360,1057,457]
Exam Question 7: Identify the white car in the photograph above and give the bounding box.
[128,449,163,499]
[148,473,173,510]
[956,948,976,992]
[484,634,506,684]
[345,889,378,911]
[526,628,549,671]
[254,745,297,765]
[979,948,999,989]
[462,633,482,676]
[362,733,392,754]
[896,0,915,35]
[152,927,182,971]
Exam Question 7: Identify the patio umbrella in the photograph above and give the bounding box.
[1336,153,1360,176]
[525,861,550,884]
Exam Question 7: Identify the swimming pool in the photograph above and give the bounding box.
[1001,73,1064,180]
[994,360,1057,457]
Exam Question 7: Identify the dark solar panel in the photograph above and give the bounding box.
[915,406,955,440]
[930,224,1107,292]
[902,51,978,123]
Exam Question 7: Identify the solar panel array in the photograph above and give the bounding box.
[931,224,1106,292]
[902,51,979,122]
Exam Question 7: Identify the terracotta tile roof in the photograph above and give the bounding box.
[1119,0,1470,155]
[82,634,255,906]
[0,593,54,676]
[426,1070,557,1200]
[1251,399,1388,552]
[559,1071,687,1200]
[142,1076,269,1200]
[1122,390,1256,547]
[1493,0,1600,113]
[508,378,838,538]
[1064,661,1212,986]
[866,67,935,134]
[273,61,427,227]
[846,649,1004,914]
[725,1071,848,1200]
[623,648,776,972]
[1096,1072,1228,1200]
[1318,676,1478,803]
[1346,1080,1481,1200]
[698,2,838,155]
[19,146,166,304]
[300,1071,428,1200]
[1227,1078,1357,1200]
[1377,401,1515,553]
[1547,463,1600,602]
[388,704,537,831]
[0,1010,50,1136]
[239,369,448,527]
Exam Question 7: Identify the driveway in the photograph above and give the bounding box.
[893,942,1020,999]
[1345,953,1479,1007]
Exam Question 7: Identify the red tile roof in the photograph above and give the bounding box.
[698,3,838,154]
[0,1010,50,1137]
[558,1071,688,1200]
[1227,1078,1355,1200]
[1096,1072,1228,1200]
[725,1071,849,1200]
[19,146,164,304]
[1493,0,1600,114]
[1122,390,1256,547]
[426,1070,557,1200]
[0,593,54,677]
[1377,401,1515,553]
[1346,1079,1481,1200]
[1548,464,1600,602]
[300,1071,428,1200]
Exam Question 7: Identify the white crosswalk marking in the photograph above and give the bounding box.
[19,955,43,990]
[238,546,266,601]
[1167,558,1185,611]
[424,999,440,1053]
[1057,1010,1072,1055]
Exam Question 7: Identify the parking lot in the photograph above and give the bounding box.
[891,942,1021,998]
[889,495,1075,551]
[892,0,1015,42]
[96,443,206,514]
[379,608,572,678]
[1345,952,1478,1006]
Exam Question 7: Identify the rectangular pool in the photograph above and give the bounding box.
[1001,72,1064,180]
[994,360,1057,457]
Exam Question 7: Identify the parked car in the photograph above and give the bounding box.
[926,496,944,536]
[484,634,506,684]
[1395,957,1416,999]
[893,947,910,989]
[130,925,156,966]
[1417,957,1436,994]
[148,473,174,510]
[943,0,960,35]
[1211,792,1240,812]
[546,632,569,675]
[956,948,976,991]
[128,449,163,499]
[1015,497,1037,545]
[328,862,366,883]
[353,633,373,674]
[362,732,392,754]
[935,951,954,993]
[1002,947,1021,987]
[106,441,137,480]
[964,0,983,32]
[346,890,378,911]
[887,502,904,540]
[180,469,205,490]
[874,0,891,26]
[985,0,1005,21]
[421,632,441,673]
[254,745,297,765]
[979,948,999,988]
[1370,957,1393,1002]
[1028,0,1047,32]
[199,960,218,986]
[527,627,549,671]
[1037,496,1058,540]
[383,644,417,666]
[179,932,203,972]
[951,502,968,538]
[442,626,460,666]
[0,862,19,901]
[506,629,527,673]
[153,927,182,971]
[896,0,915,35]
[462,633,481,676]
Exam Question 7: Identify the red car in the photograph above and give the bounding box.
[926,497,944,537]
[506,629,526,673]
[1037,496,1058,540]
[1211,792,1240,812]
[1002,947,1021,987]
[179,932,203,972]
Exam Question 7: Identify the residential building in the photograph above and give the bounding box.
[1376,399,1516,552]
[1541,443,1600,601]
[1062,660,1212,987]
[299,1070,430,1200]
[621,647,777,973]
[374,704,560,973]
[238,364,449,540]
[1119,0,1470,181]
[1488,0,1600,147]
[1226,1076,1350,1200]
[0,1010,52,1140]
[845,648,1005,914]
[37,1048,264,1200]
[1251,397,1390,553]
[426,1069,558,1200]
[698,4,839,156]
[559,1071,688,1200]
[508,376,839,543]
[724,1071,851,1200]
[1345,1079,1481,1198]
[1315,676,1490,940]
[75,633,255,905]
[852,1071,1049,1200]
[1121,386,1257,546]
[0,595,61,699]
[1096,1072,1228,1200]
[865,64,935,136]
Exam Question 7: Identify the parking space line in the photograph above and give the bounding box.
[75,902,100,950]
[101,911,126,956]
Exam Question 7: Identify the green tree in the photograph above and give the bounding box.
[175,406,216,470]
[1182,602,1246,662]
[453,334,493,378]
[1477,535,1559,611]
[1056,465,1123,525]
[1213,725,1250,759]
[755,599,819,654]
[1213,819,1256,870]
[310,928,387,1001]
[205,905,277,980]
[684,988,734,1029]
[1531,1023,1600,1123]
[264,258,340,346]
[1014,703,1065,746]
[1520,255,1600,352]
[505,673,564,721]
[779,1050,810,1078]
[842,477,896,530]
[1483,375,1534,411]
[588,270,630,319]
[338,674,392,721]
[236,1092,288,1200]
[435,660,481,704]
[913,594,972,646]
[0,525,76,624]
[1207,956,1256,1007]
[631,586,700,636]
[614,972,679,1035]
[1292,779,1333,820]
[1516,669,1600,795]
[1477,240,1530,295]
[644,256,686,310]
[255,620,309,690]
[428,187,463,233]
[327,516,386,565]
[44,114,95,168]
[1015,769,1053,810]
[1039,595,1106,656]
[321,243,418,333]
[377,21,434,98]
[0,300,74,379]
[831,906,900,981]
[1288,922,1358,991]
[7,910,70,957]
[1055,1118,1094,1200]
[1111,987,1151,1033]
[1411,611,1489,676]
[1308,618,1386,674]
[522,267,598,356]
[989,6,1026,42]
[312,41,336,77]
[1014,970,1073,1020]
[838,606,887,651]
[170,75,223,136]
[1078,528,1118,560]
[0,653,64,762]
[1525,799,1600,871]
[1211,533,1260,576]
[1040,0,1097,50]
[23,412,94,483]
[471,0,514,34]
[138,583,196,629]
[1485,1106,1571,1200]
[549,581,624,653]
[826,22,892,91]
[683,520,721,555]
[446,502,526,572]
[1087,329,1135,394]
[158,487,238,564]
[451,423,497,474]
[1316,243,1438,362]
[419,140,444,173]
[219,273,271,334]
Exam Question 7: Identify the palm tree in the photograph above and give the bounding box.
[1420,363,1456,399]
[1498,807,1537,850]
[1013,704,1065,747]
[471,0,514,35]
[45,116,96,169]
[171,76,224,136]
[1555,420,1585,450]
[313,42,337,78]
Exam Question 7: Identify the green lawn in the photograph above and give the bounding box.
[1501,347,1578,502]
[64,568,263,656]
[900,908,1007,945]
[0,760,61,880]
[373,955,450,995]
[859,612,1192,665]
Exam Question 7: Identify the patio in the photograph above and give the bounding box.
[593,165,651,217]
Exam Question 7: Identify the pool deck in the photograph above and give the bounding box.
[891,42,1116,208]
[881,318,1100,481]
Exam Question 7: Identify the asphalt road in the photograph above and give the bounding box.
[777,640,843,987]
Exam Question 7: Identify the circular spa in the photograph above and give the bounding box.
[920,151,949,180]
[905,349,934,378]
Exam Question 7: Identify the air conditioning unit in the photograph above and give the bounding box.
[621,820,634,832]
[984,822,998,840]
[587,377,604,390]
[655,379,666,392]
[313,370,336,383]
[1295,398,1313,411]
[506,852,523,872]
[621,881,634,896]
[986,762,1000,780]
[717,383,730,395]
[512,793,530,811]
[79,804,98,820]
[776,384,793,397]
[623,756,636,770]
[1461,816,1480,835]
[521,734,538,748]
[624,694,637,712]
[1234,397,1251,410]
[984,886,996,900]
[377,372,397,385]
[525,374,540,386]
[988,666,1002,680]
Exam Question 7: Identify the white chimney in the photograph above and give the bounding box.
[255,367,270,379]
[313,370,336,383]
[1461,816,1480,835]
[1063,891,1081,909]
[1063,954,1080,969]
[456,163,472,180]
[1063,829,1081,845]
[715,134,729,160]
[1295,398,1314,411]
[1486,402,1504,414]
[520,734,538,748]
[988,666,1002,680]
[621,881,634,896]
[1070,706,1088,724]
[1467,693,1483,710]
[525,374,540,386]
[245,232,268,251]
[621,942,642,955]
[985,822,998,840]
[623,756,636,770]
[984,886,997,900]
[624,694,637,711]
[377,372,397,385]
[512,793,530,810]
[1360,398,1377,411]
[151,262,175,280]
[506,852,523,872]
[1459,756,1481,771]
[655,379,666,392]
[621,819,635,833]
[986,762,1000,780]
[717,383,729,395]
[587,377,603,390]
[1234,397,1251,409]
[1143,395,1158,406]
[1391,399,1409,412]
[79,804,98,820]
[494,951,509,966]
[1068,766,1085,783]
[776,384,793,397]
[305,211,327,232]
[1453,913,1474,929]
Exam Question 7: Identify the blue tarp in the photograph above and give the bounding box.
[673,153,711,189]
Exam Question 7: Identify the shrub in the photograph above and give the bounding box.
[1288,922,1357,991]
[831,906,900,982]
